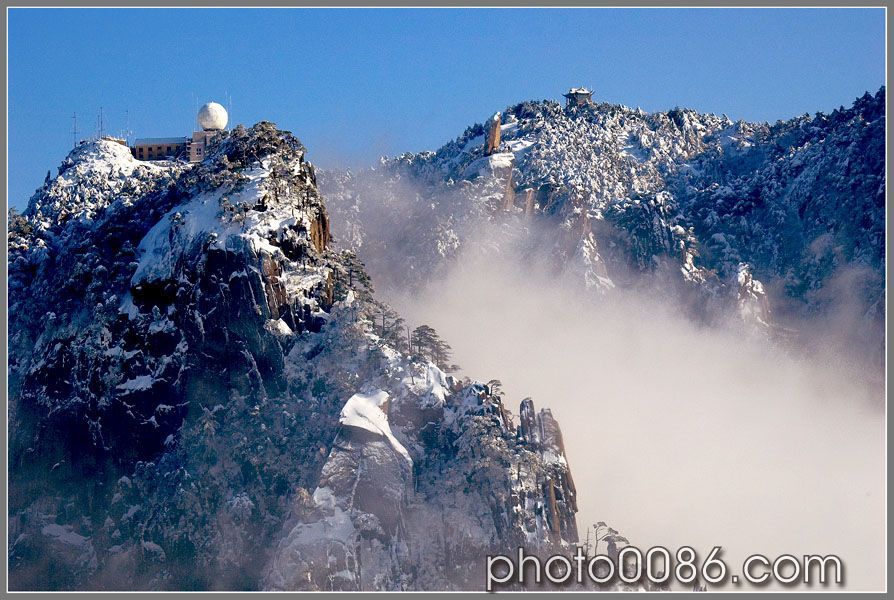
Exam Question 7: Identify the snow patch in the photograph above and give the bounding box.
[339,390,412,465]
[41,523,90,548]
[265,318,294,337]
[424,363,448,405]
[116,375,155,392]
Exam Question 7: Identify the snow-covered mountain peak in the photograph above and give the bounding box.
[26,139,185,232]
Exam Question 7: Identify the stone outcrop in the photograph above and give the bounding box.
[522,188,536,217]
[516,398,578,546]
[501,171,516,211]
[736,262,773,331]
[309,208,330,252]
[485,112,501,155]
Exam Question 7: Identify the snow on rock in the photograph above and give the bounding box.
[487,152,515,170]
[462,151,515,179]
[265,317,294,337]
[131,165,270,286]
[18,523,100,581]
[736,262,772,330]
[116,374,155,392]
[41,523,92,549]
[339,390,411,465]
[265,487,358,591]
[423,363,449,405]
[27,139,185,232]
[140,540,167,562]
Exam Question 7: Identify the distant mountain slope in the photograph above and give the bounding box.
[321,88,885,347]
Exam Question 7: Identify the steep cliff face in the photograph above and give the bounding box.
[8,124,583,590]
[321,88,885,346]
[265,386,581,591]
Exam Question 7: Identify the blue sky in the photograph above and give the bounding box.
[8,8,886,209]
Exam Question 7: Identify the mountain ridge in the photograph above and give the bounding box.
[321,87,885,353]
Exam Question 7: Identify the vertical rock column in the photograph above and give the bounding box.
[539,408,579,544]
[517,398,580,546]
[485,112,501,155]
[502,172,516,211]
[523,189,536,217]
[518,398,540,448]
[309,208,330,252]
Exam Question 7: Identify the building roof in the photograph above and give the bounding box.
[563,87,593,97]
[132,137,190,146]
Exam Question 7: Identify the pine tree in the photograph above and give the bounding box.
[410,324,459,372]
[378,305,406,349]
[486,379,503,398]
[330,250,374,306]
[8,208,33,238]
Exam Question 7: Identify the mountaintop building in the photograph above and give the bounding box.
[563,87,594,107]
[130,101,229,163]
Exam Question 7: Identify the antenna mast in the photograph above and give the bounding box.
[96,106,105,140]
[120,109,133,142]
[71,112,79,147]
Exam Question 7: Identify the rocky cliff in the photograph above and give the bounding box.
[8,124,587,590]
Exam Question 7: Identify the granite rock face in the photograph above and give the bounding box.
[485,112,502,155]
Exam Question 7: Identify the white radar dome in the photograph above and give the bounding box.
[197,102,228,131]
